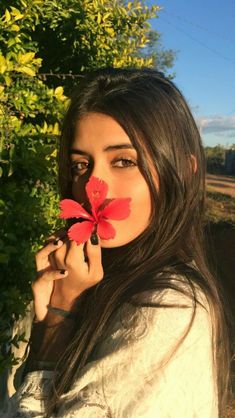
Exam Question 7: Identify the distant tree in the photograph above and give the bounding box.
[32,0,175,91]
[141,28,175,77]
[0,0,175,93]
[204,145,225,174]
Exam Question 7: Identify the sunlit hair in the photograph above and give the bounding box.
[47,68,232,417]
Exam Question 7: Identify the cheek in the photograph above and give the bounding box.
[71,179,86,203]
[71,174,152,232]
[105,184,151,247]
[112,178,152,231]
[129,182,152,223]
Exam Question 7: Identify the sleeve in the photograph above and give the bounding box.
[57,287,218,418]
[3,287,218,418]
[1,370,55,418]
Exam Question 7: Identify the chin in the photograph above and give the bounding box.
[100,239,118,248]
[100,236,134,248]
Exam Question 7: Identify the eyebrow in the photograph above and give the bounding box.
[69,144,135,155]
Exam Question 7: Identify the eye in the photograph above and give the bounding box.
[112,158,137,168]
[71,161,90,175]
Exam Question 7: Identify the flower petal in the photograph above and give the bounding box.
[97,219,116,240]
[68,221,94,245]
[59,199,93,221]
[85,176,108,213]
[100,198,132,220]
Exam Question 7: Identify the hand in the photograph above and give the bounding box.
[32,232,104,321]
[50,234,103,311]
[32,238,67,322]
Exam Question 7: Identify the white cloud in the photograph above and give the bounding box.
[196,115,235,134]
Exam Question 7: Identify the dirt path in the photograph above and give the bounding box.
[206,173,235,197]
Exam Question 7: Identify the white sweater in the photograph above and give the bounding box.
[2,280,218,417]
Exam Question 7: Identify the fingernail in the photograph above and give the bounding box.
[90,233,98,245]
[60,269,66,274]
[53,238,60,245]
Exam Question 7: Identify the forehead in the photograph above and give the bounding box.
[73,112,132,147]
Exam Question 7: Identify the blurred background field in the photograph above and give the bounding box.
[205,172,235,328]
[206,175,235,223]
[205,173,235,409]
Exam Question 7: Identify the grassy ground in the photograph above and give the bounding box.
[205,189,235,224]
[204,186,235,415]
[206,174,235,198]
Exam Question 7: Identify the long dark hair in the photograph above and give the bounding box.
[48,68,232,416]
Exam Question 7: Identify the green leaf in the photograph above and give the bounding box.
[7,163,14,177]
[19,0,27,7]
[53,123,60,135]
[18,52,35,65]
[9,144,15,159]
[5,9,11,23]
[11,24,20,32]
[97,12,102,24]
[106,27,115,37]
[103,12,112,22]
[54,86,67,102]
[10,7,24,21]
[54,86,64,97]
[0,56,7,74]
[16,66,36,77]
[4,75,11,86]
[0,254,9,264]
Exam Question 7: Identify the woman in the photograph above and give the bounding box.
[3,68,232,417]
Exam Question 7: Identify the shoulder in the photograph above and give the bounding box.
[124,273,211,330]
[125,272,211,339]
[96,274,212,361]
[130,270,209,309]
[90,277,217,418]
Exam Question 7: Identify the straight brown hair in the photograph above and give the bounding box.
[47,68,232,417]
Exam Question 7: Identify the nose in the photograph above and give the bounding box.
[89,162,112,193]
[79,162,113,211]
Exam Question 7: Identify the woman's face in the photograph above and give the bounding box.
[70,112,152,248]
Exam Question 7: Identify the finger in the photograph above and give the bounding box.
[36,268,68,284]
[35,239,64,266]
[49,251,58,270]
[86,234,103,280]
[64,239,86,269]
[44,228,68,244]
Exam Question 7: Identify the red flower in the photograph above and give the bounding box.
[59,176,132,245]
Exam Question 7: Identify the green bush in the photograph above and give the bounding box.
[0,1,67,373]
[0,0,174,373]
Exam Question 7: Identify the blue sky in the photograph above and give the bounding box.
[146,0,235,147]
